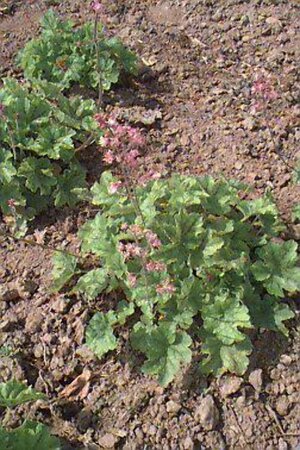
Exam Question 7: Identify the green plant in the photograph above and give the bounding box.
[0,380,61,450]
[52,171,299,386]
[0,379,46,408]
[18,10,138,92]
[0,78,100,222]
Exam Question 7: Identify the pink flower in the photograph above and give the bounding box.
[127,127,145,146]
[90,0,104,13]
[94,113,108,128]
[139,170,161,186]
[145,261,166,272]
[156,281,176,295]
[127,273,137,287]
[120,223,129,231]
[107,117,117,127]
[129,224,144,237]
[118,242,144,260]
[101,137,111,147]
[124,150,140,168]
[7,198,16,209]
[109,181,123,194]
[146,231,161,248]
[252,77,278,102]
[103,150,115,164]
[127,243,143,257]
[0,103,5,117]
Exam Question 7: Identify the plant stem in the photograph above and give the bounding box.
[0,228,81,260]
[93,12,103,111]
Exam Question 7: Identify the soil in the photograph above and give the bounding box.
[0,0,300,449]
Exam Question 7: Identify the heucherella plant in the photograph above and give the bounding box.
[0,78,101,223]
[18,9,138,92]
[0,380,61,449]
[52,119,299,385]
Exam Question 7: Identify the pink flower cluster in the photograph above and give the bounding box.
[7,199,16,209]
[252,75,278,112]
[119,224,162,249]
[127,273,137,287]
[145,230,162,249]
[139,170,161,186]
[118,242,146,260]
[90,0,105,13]
[0,103,5,117]
[109,181,123,194]
[95,113,145,169]
[156,281,176,295]
[145,261,166,272]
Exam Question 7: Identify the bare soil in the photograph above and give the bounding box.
[0,1,299,449]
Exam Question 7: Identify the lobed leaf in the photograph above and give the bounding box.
[0,380,46,408]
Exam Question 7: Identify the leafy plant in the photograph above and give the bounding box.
[0,380,46,408]
[18,10,138,92]
[292,203,300,223]
[52,171,299,386]
[0,421,61,450]
[0,78,100,221]
[0,380,61,449]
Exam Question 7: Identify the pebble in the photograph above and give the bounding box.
[278,438,288,450]
[275,396,290,416]
[166,400,181,414]
[183,436,194,449]
[98,433,118,448]
[195,395,219,430]
[220,376,243,397]
[280,355,292,366]
[249,369,263,393]
[147,425,157,436]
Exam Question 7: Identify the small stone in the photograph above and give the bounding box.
[220,376,243,397]
[280,355,292,366]
[0,287,20,302]
[235,161,243,170]
[25,311,44,333]
[135,428,144,444]
[275,396,290,416]
[23,279,38,295]
[244,117,256,131]
[147,425,157,436]
[166,400,181,414]
[270,368,281,380]
[98,433,118,448]
[183,436,194,449]
[195,395,219,430]
[249,369,263,393]
[278,438,288,450]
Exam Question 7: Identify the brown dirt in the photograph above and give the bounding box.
[0,0,300,449]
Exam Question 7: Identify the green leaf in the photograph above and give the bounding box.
[52,251,77,291]
[18,157,56,195]
[0,420,61,450]
[0,149,16,184]
[251,241,300,297]
[0,380,46,407]
[85,312,118,358]
[131,322,192,386]
[201,292,252,345]
[91,171,122,208]
[116,300,135,325]
[292,203,300,223]
[75,268,108,299]
[54,162,86,207]
[200,335,252,376]
[246,292,294,336]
